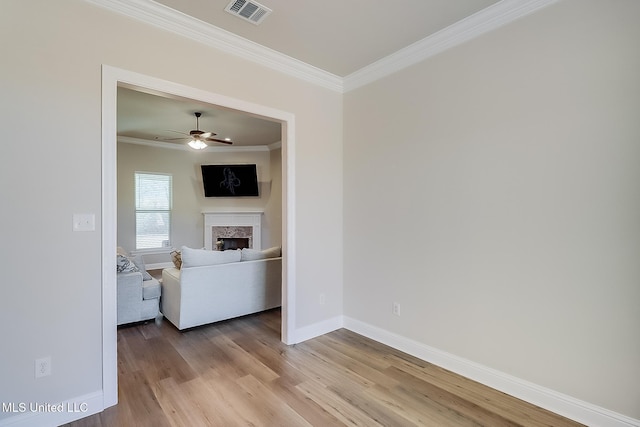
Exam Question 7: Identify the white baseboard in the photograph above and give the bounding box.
[342,316,639,427]
[293,315,343,344]
[0,390,104,427]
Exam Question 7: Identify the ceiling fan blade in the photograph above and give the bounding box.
[160,118,229,145]
[158,137,189,141]
[165,130,190,136]
[205,137,233,145]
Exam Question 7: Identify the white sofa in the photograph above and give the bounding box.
[160,246,282,330]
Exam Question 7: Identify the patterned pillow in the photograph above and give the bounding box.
[171,250,182,269]
[116,255,139,273]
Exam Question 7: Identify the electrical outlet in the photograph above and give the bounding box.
[319,293,326,305]
[392,302,401,316]
[35,356,51,378]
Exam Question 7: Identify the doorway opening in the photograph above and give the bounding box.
[102,65,296,408]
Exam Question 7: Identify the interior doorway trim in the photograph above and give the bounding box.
[101,65,296,408]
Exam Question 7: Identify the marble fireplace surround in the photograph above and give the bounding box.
[203,210,262,251]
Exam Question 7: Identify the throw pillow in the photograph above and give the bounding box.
[130,255,153,281]
[116,255,139,273]
[170,250,182,269]
[180,246,241,268]
[240,246,282,261]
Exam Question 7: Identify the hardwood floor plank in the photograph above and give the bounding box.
[266,376,347,426]
[325,382,437,427]
[378,379,518,427]
[286,340,376,390]
[236,374,314,426]
[303,337,401,390]
[115,370,172,427]
[155,376,244,427]
[208,333,280,383]
[166,328,225,374]
[231,329,311,387]
[121,326,197,385]
[64,309,583,427]
[386,358,582,427]
[153,377,206,427]
[296,378,386,427]
[363,383,483,427]
[200,369,298,427]
[319,331,393,372]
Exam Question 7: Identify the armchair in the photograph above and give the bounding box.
[117,271,161,325]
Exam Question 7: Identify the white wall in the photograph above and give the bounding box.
[0,0,342,422]
[117,142,281,259]
[265,148,283,249]
[344,0,639,420]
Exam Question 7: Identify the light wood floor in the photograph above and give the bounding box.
[64,309,583,427]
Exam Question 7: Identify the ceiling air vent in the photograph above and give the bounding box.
[224,0,272,25]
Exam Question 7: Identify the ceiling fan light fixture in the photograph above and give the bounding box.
[188,139,207,150]
[161,112,232,147]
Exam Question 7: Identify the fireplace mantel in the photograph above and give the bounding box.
[203,210,263,250]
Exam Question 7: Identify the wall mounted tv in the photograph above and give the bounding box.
[201,164,259,197]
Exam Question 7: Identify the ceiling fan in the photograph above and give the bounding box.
[162,112,233,149]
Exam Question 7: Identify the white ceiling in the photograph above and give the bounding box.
[109,0,552,149]
[117,87,283,148]
[153,0,499,77]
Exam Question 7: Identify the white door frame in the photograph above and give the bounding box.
[101,65,296,408]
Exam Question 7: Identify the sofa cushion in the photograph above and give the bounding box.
[142,278,161,300]
[131,255,153,281]
[241,246,282,261]
[181,246,242,268]
[117,255,139,273]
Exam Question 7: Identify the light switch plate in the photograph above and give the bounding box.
[73,213,95,232]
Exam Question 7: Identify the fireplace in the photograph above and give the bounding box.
[213,225,252,250]
[215,237,250,251]
[203,211,262,251]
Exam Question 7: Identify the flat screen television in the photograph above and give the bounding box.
[201,164,259,197]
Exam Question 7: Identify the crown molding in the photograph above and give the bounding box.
[268,141,282,150]
[343,0,559,91]
[118,136,272,152]
[86,0,557,94]
[85,0,343,92]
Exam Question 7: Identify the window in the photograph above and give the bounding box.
[135,172,172,250]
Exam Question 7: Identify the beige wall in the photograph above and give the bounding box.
[117,142,281,260]
[0,0,342,419]
[344,0,640,418]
